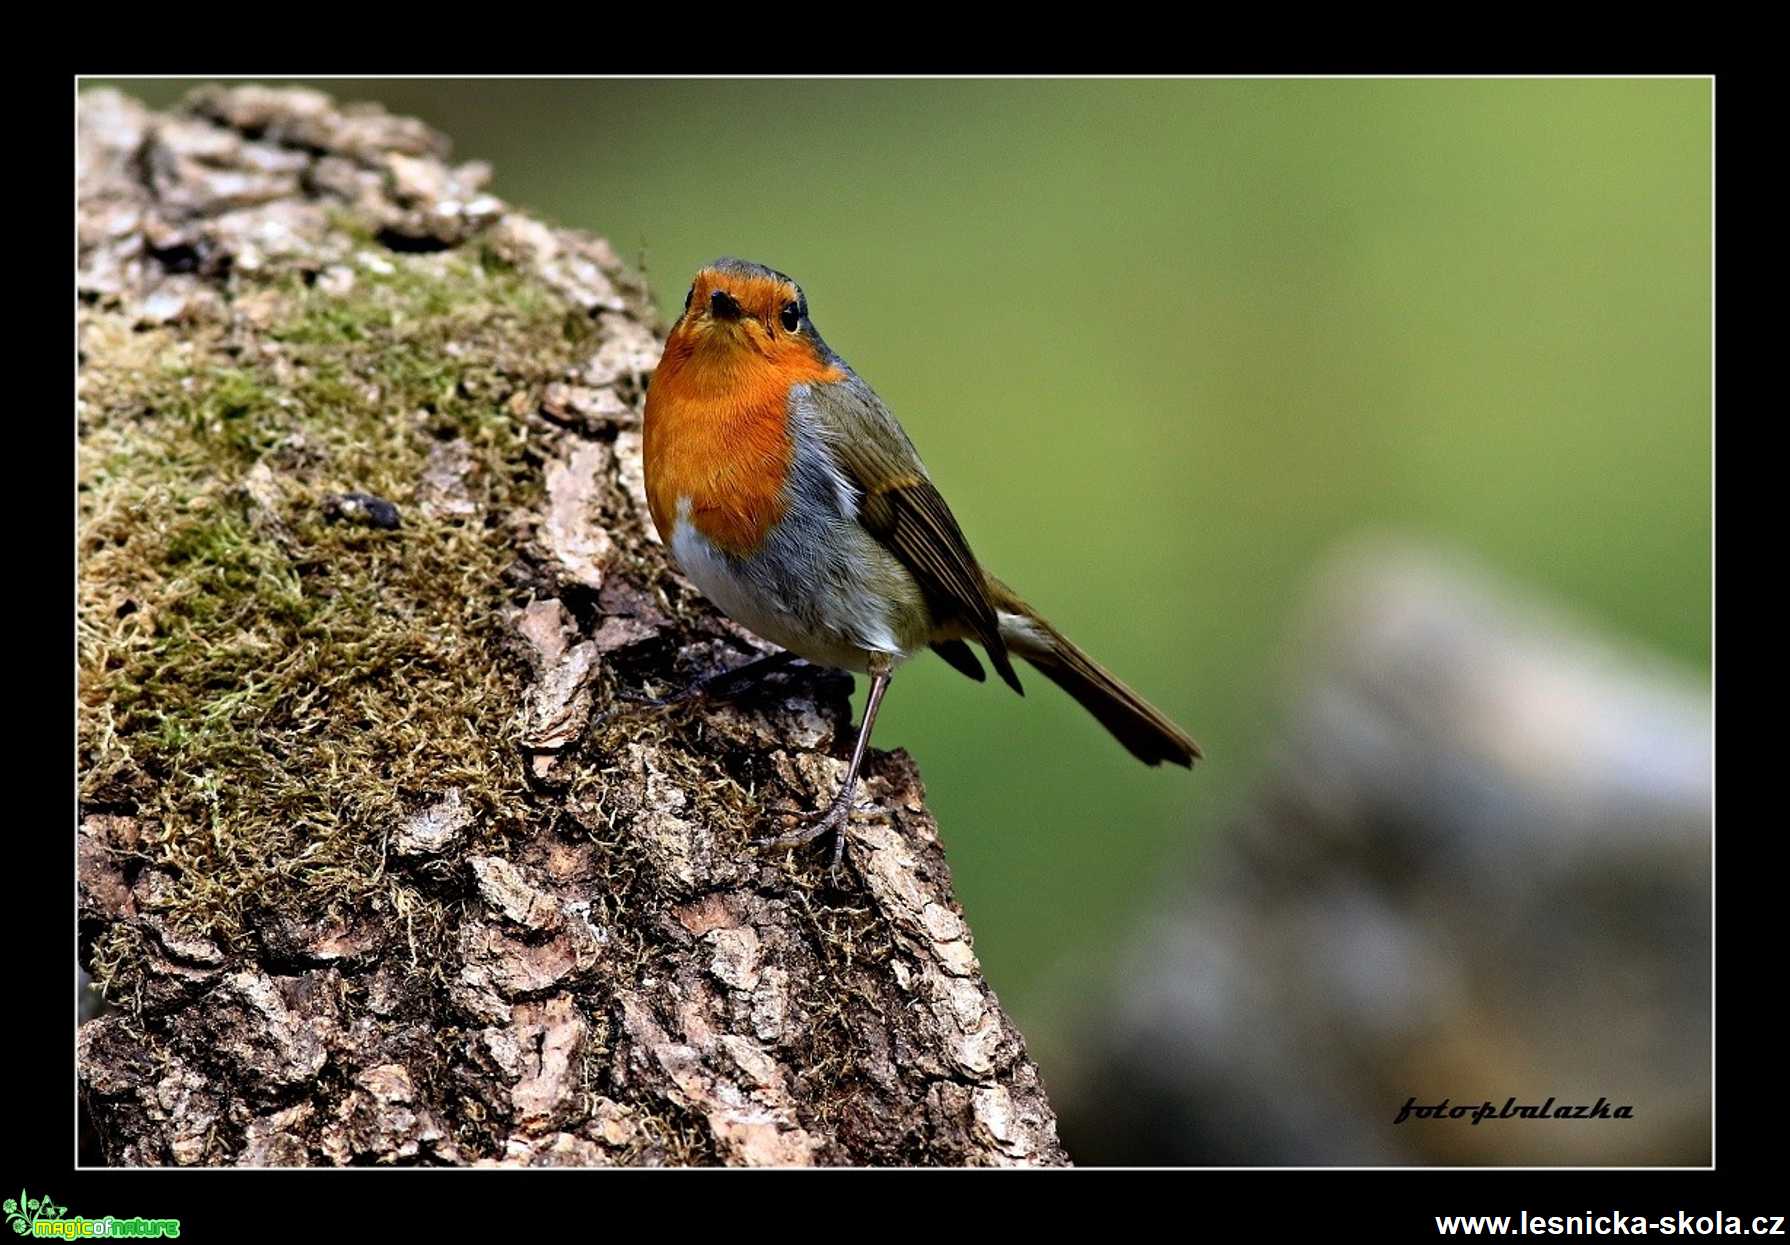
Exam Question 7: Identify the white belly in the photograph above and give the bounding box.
[668,503,910,674]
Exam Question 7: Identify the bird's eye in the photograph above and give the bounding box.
[683,285,694,314]
[780,301,802,332]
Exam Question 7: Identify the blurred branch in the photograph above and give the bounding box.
[1057,537,1710,1166]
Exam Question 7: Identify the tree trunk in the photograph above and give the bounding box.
[76,85,1066,1168]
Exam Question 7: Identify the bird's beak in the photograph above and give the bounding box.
[707,289,744,322]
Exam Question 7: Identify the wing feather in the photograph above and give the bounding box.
[800,378,1022,693]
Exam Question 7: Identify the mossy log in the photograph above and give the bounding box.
[76,86,1066,1167]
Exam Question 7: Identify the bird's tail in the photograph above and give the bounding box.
[983,574,1202,768]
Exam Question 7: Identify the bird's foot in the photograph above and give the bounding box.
[589,686,683,731]
[612,686,688,712]
[763,789,862,879]
[594,650,802,729]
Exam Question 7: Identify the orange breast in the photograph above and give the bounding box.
[644,336,843,557]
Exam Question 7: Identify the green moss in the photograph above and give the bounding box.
[78,251,592,993]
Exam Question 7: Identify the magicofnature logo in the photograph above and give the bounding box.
[5,1189,179,1239]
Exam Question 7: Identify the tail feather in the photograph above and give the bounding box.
[983,575,1202,768]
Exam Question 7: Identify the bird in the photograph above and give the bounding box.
[641,257,1200,871]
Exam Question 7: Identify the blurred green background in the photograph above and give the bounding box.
[105,78,1713,1074]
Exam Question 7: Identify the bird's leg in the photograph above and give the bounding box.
[764,656,893,875]
[594,648,805,733]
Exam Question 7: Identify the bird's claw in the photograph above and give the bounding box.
[763,794,863,878]
[589,687,682,732]
[597,650,806,733]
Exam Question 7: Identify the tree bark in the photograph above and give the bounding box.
[76,85,1066,1168]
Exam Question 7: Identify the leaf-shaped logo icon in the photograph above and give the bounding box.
[3,1189,63,1236]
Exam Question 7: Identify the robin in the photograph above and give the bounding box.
[642,257,1200,870]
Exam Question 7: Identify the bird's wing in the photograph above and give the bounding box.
[930,638,987,682]
[799,376,1022,693]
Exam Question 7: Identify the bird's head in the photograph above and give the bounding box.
[660,257,830,376]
